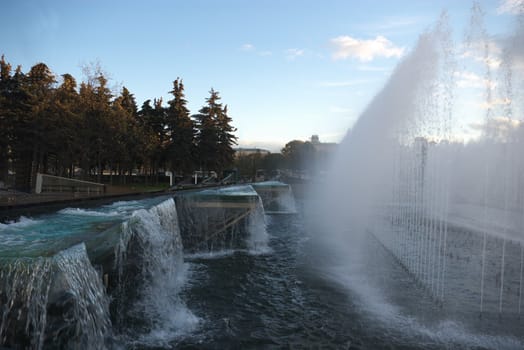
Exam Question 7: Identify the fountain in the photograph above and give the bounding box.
[314,6,524,343]
[0,183,273,348]
[252,181,297,214]
[0,196,196,348]
[174,185,269,253]
[0,244,111,349]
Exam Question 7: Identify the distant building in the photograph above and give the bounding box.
[310,135,337,153]
[234,147,271,158]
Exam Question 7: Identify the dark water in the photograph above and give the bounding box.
[3,194,523,349]
[123,199,522,350]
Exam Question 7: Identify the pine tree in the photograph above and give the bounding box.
[194,89,221,171]
[0,55,12,184]
[52,73,81,177]
[78,73,113,181]
[13,63,56,190]
[112,86,140,183]
[215,104,237,172]
[166,78,195,177]
[7,65,32,190]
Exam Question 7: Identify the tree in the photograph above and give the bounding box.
[194,89,237,174]
[78,73,113,182]
[112,86,140,184]
[11,62,56,191]
[51,73,81,177]
[194,89,221,171]
[5,65,32,190]
[166,78,194,176]
[137,98,168,183]
[281,140,316,172]
[0,55,12,184]
[215,104,237,172]
[0,55,242,189]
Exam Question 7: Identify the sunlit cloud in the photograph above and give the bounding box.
[455,71,497,89]
[286,48,305,60]
[330,35,405,61]
[470,116,523,141]
[480,97,511,109]
[497,0,524,14]
[462,40,502,69]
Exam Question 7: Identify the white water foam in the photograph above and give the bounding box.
[246,198,271,254]
[185,249,237,260]
[0,243,111,350]
[0,216,42,231]
[317,234,524,350]
[58,208,120,217]
[114,198,199,346]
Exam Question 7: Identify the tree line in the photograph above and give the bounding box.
[0,56,237,191]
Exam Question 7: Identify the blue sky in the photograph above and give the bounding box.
[1,0,520,151]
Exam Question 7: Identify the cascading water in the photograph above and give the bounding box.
[0,195,198,349]
[314,5,524,345]
[112,198,198,346]
[246,197,270,253]
[0,243,111,350]
[0,188,274,348]
[252,181,297,214]
[175,186,269,254]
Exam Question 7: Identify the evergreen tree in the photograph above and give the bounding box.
[0,56,241,189]
[14,63,56,190]
[7,65,32,190]
[78,74,113,181]
[194,89,221,171]
[166,78,194,177]
[0,55,12,184]
[215,104,237,172]
[112,86,139,183]
[52,73,81,177]
[137,99,162,182]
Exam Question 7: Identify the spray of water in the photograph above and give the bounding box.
[312,4,524,346]
[0,244,111,350]
[113,198,198,347]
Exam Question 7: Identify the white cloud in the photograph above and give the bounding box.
[330,35,405,62]
[455,71,497,89]
[480,97,511,109]
[286,48,305,60]
[462,40,502,69]
[241,43,272,56]
[241,43,255,51]
[497,0,524,14]
[469,116,523,142]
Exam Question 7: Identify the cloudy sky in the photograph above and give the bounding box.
[1,0,521,151]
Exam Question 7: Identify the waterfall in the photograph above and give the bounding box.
[0,243,111,350]
[252,181,297,214]
[113,198,198,345]
[246,197,270,253]
[175,185,269,254]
